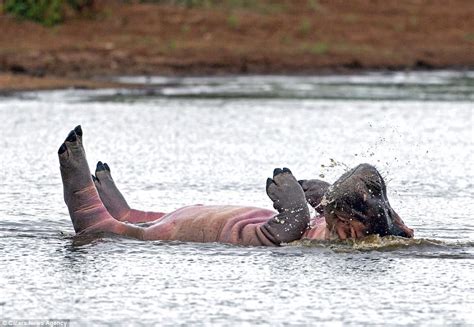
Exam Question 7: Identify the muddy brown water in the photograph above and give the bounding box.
[0,71,473,325]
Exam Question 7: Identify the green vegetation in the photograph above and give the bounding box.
[227,12,239,29]
[141,0,256,8]
[3,0,94,26]
[299,18,312,35]
[300,41,329,55]
[180,24,190,34]
[344,14,359,23]
[4,0,63,26]
[309,42,329,55]
[139,0,211,6]
[280,35,292,45]
[465,33,474,41]
[1,0,288,27]
[167,39,178,51]
[307,0,320,11]
[140,0,286,13]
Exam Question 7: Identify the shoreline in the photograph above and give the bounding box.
[0,72,142,93]
[1,1,473,92]
[2,67,473,93]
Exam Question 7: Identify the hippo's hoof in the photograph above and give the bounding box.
[93,161,113,185]
[266,167,305,213]
[66,130,77,143]
[96,161,110,172]
[58,126,83,158]
[58,143,67,154]
[74,125,82,137]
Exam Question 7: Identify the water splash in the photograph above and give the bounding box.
[293,235,473,254]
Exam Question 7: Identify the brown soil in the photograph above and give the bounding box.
[1,0,473,91]
[0,73,138,92]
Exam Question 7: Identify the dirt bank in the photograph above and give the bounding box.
[1,0,473,91]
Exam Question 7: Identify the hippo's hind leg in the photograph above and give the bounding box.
[58,126,112,233]
[260,168,310,244]
[93,161,131,221]
[93,161,166,223]
[58,126,144,238]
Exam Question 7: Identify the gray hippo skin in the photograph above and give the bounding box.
[298,179,330,213]
[321,164,414,239]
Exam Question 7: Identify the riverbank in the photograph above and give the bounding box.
[1,0,473,91]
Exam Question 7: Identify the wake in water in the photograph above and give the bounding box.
[66,231,474,260]
[293,235,474,257]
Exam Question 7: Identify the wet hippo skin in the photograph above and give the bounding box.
[59,126,311,246]
[59,126,413,246]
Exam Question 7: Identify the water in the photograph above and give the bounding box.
[0,71,473,326]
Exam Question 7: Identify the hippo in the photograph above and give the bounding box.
[58,126,413,246]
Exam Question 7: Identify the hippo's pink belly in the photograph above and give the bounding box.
[144,205,277,245]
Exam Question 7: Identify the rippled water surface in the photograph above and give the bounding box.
[0,71,473,326]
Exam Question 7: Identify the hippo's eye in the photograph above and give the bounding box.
[365,179,382,194]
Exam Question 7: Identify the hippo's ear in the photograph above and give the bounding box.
[298,180,308,190]
[298,179,330,213]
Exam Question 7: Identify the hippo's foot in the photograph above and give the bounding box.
[58,125,91,193]
[266,168,307,213]
[93,161,131,221]
[58,126,113,233]
[298,179,330,213]
[262,168,310,244]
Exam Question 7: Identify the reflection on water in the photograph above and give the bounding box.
[0,71,473,325]
[110,71,474,101]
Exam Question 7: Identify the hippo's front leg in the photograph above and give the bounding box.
[260,168,310,244]
[298,179,330,213]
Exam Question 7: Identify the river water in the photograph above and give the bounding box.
[0,71,473,326]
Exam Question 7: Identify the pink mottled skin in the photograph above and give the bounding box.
[93,161,417,242]
[302,216,330,240]
[59,126,311,246]
[133,205,330,243]
[94,165,414,242]
[93,160,331,243]
[137,205,276,245]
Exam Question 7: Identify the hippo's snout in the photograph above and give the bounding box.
[390,209,414,238]
[393,226,410,238]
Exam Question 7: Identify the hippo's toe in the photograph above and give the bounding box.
[74,125,82,137]
[65,130,77,143]
[94,161,114,184]
[58,143,67,155]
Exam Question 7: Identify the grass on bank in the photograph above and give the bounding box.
[2,0,94,26]
[1,0,307,26]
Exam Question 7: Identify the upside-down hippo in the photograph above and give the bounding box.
[58,126,414,246]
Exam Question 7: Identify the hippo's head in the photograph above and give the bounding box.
[322,164,414,239]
